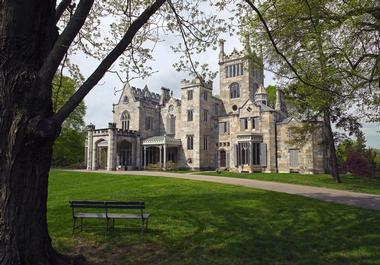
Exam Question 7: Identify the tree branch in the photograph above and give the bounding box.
[53,0,167,125]
[55,0,72,24]
[39,0,94,88]
[243,0,339,95]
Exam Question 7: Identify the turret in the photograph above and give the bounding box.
[254,85,268,105]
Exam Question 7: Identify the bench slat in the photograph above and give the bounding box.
[108,213,150,219]
[75,213,107,218]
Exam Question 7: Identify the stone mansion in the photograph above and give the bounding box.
[85,41,327,174]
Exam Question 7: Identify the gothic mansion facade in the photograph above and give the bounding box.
[85,42,327,174]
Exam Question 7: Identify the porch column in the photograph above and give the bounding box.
[159,146,163,168]
[86,124,95,170]
[163,144,167,170]
[143,146,147,168]
[136,138,141,169]
[107,123,116,171]
[250,141,253,166]
[91,141,97,170]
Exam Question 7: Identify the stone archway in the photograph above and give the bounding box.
[95,139,108,169]
[118,140,132,169]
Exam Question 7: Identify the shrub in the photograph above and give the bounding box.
[345,151,371,177]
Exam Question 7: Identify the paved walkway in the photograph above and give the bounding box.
[73,170,380,211]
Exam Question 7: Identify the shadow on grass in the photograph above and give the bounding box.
[49,188,380,265]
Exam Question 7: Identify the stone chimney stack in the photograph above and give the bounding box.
[275,89,288,115]
[160,87,170,105]
[219,39,225,62]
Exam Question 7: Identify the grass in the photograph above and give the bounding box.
[49,170,380,265]
[193,171,380,195]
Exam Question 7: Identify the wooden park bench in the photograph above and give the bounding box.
[69,200,150,234]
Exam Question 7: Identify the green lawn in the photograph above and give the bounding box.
[49,170,380,265]
[194,171,380,195]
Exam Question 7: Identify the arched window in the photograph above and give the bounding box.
[229,83,240,99]
[167,114,176,135]
[121,111,130,131]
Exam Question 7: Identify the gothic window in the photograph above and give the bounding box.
[187,110,193,121]
[167,115,176,135]
[203,135,208,150]
[145,116,153,130]
[230,83,240,98]
[240,118,248,130]
[187,135,194,150]
[252,117,260,129]
[239,143,250,165]
[121,111,130,131]
[203,90,208,101]
[203,109,208,122]
[187,90,193,100]
[252,142,261,165]
[214,103,219,115]
[289,149,299,167]
[225,63,244,78]
[219,122,229,134]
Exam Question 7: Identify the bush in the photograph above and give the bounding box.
[345,151,371,177]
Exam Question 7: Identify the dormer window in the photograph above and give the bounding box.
[229,83,240,98]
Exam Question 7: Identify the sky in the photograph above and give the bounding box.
[73,28,379,149]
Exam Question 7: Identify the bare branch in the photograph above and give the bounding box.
[39,0,94,88]
[55,0,72,24]
[243,0,340,95]
[53,0,167,125]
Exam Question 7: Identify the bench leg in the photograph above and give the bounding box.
[112,218,115,231]
[80,218,83,232]
[145,218,149,231]
[141,219,145,234]
[72,218,77,235]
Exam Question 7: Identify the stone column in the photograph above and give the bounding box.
[91,140,97,170]
[86,124,95,170]
[159,146,163,168]
[136,137,141,169]
[163,144,167,170]
[143,146,147,168]
[107,123,116,171]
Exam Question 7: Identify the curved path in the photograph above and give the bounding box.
[73,170,380,211]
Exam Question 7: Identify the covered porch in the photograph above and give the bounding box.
[142,135,181,170]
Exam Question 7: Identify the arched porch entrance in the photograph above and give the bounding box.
[118,140,132,169]
[95,139,108,169]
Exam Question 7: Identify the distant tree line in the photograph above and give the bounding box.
[337,132,380,178]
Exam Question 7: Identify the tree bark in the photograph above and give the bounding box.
[0,0,167,264]
[0,1,81,264]
[323,111,342,183]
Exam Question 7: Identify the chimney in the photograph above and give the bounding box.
[275,89,288,115]
[160,86,170,105]
[219,39,225,62]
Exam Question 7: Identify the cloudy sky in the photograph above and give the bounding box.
[73,29,379,149]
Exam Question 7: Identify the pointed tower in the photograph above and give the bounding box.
[219,40,264,113]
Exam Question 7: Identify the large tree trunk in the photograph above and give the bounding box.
[0,1,80,264]
[323,111,342,183]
